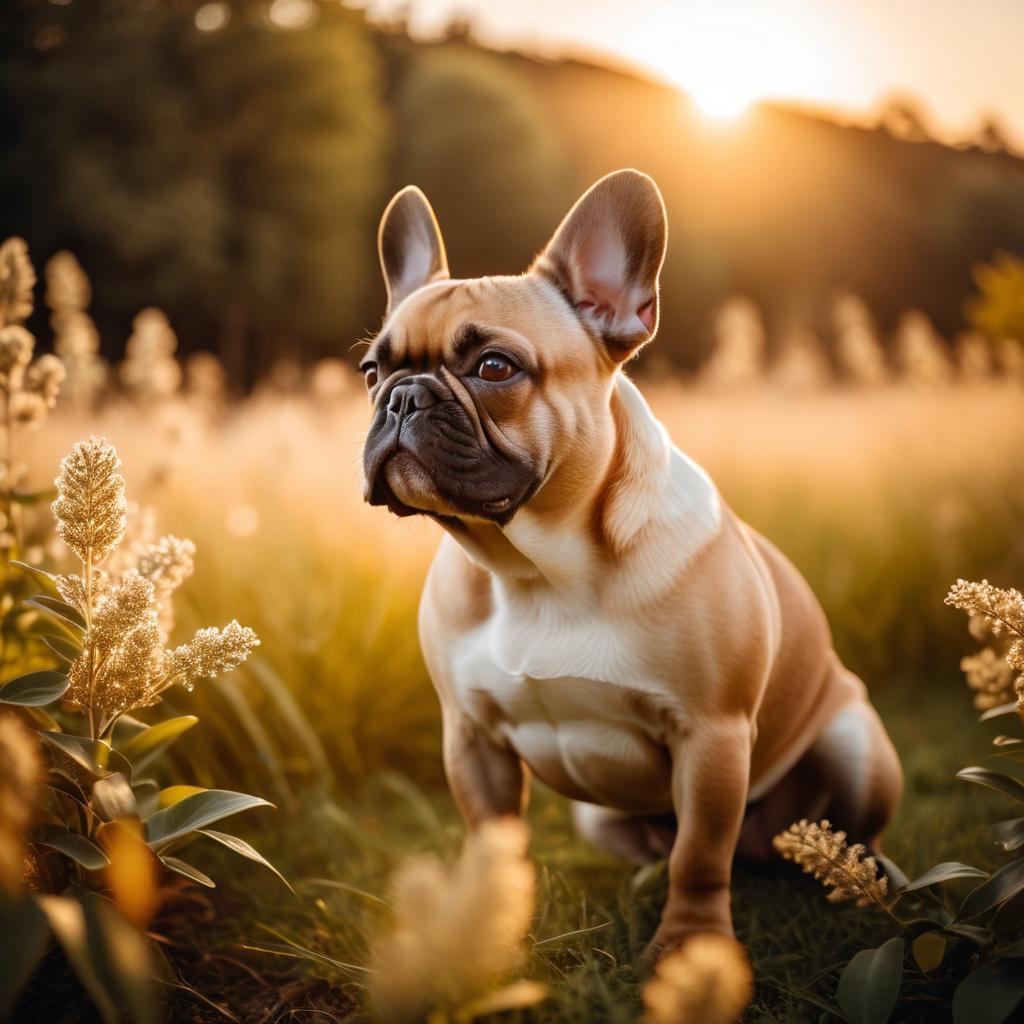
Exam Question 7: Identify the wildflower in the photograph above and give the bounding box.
[0,713,40,893]
[0,238,35,327]
[368,818,536,1023]
[52,437,127,564]
[165,621,260,691]
[10,391,48,427]
[643,934,753,1024]
[136,535,195,595]
[771,326,831,393]
[700,297,765,389]
[834,294,888,386]
[945,579,1024,639]
[120,308,181,400]
[773,819,889,909]
[0,325,34,388]
[894,311,952,387]
[45,251,91,315]
[24,353,66,408]
[961,648,1017,709]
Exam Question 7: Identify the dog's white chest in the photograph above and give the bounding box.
[450,601,677,812]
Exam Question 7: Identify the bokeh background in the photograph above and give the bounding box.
[3,2,1024,1020]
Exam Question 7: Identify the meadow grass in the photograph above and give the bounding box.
[14,377,1024,1021]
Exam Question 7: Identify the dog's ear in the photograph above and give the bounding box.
[378,186,449,315]
[532,169,667,361]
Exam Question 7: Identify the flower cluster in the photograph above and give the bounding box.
[643,933,752,1024]
[52,436,258,726]
[368,818,536,1023]
[120,308,181,401]
[773,819,889,909]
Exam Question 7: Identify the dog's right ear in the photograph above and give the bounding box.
[378,186,449,316]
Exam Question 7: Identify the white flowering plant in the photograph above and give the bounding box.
[773,579,1024,1024]
[0,436,285,1023]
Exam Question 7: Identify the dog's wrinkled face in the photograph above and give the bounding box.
[361,169,668,527]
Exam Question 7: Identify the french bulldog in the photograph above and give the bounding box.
[361,169,903,954]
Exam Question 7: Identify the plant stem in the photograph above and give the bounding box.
[85,547,96,739]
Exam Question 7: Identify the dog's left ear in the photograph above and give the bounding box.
[531,169,667,361]
[378,186,450,316]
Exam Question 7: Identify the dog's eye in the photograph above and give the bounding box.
[476,354,519,382]
[363,367,378,390]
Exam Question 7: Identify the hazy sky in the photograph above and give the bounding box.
[351,0,1024,145]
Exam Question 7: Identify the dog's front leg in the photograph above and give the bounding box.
[647,717,753,955]
[442,706,528,828]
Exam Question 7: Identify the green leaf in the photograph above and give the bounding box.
[146,789,272,850]
[899,862,990,894]
[39,892,158,1024]
[836,937,904,1024]
[198,830,293,892]
[0,893,50,1018]
[953,961,1024,1024]
[116,716,198,773]
[25,595,86,632]
[91,773,138,822]
[9,487,56,505]
[40,633,82,664]
[39,731,132,780]
[956,858,1024,922]
[34,824,110,870]
[875,854,909,892]
[156,785,207,810]
[0,670,68,707]
[912,932,946,972]
[160,855,215,888]
[957,767,1024,804]
[992,818,1024,852]
[8,559,59,585]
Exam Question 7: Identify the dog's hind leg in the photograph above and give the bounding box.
[572,803,676,864]
[738,696,903,862]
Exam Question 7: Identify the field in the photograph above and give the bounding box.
[11,374,1024,1022]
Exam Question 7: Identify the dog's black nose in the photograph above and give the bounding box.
[387,379,438,419]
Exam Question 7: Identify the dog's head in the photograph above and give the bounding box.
[361,169,667,527]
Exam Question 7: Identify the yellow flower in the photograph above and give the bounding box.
[773,819,889,909]
[643,934,753,1024]
[369,818,536,1023]
[52,437,127,564]
[164,620,259,691]
[946,579,1024,640]
[961,647,1017,710]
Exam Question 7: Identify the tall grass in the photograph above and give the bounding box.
[16,376,1024,798]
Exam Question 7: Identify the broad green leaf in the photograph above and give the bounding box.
[956,858,1024,922]
[980,704,1020,722]
[8,559,59,585]
[34,824,110,870]
[40,633,82,664]
[91,773,138,822]
[992,818,1024,852]
[146,790,272,850]
[156,785,207,810]
[899,862,990,894]
[25,595,86,632]
[39,731,132,780]
[875,854,909,892]
[198,830,293,892]
[36,893,158,1024]
[957,767,1024,804]
[912,932,946,972]
[131,780,160,820]
[9,487,56,505]
[116,716,198,772]
[0,670,68,707]
[0,893,49,1017]
[953,961,1024,1024]
[160,855,215,888]
[836,937,904,1024]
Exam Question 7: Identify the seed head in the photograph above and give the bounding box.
[643,934,753,1024]
[165,620,259,690]
[773,819,889,909]
[25,353,65,408]
[0,238,36,327]
[961,647,1017,710]
[369,818,536,1023]
[0,325,34,388]
[946,579,1024,639]
[52,437,127,564]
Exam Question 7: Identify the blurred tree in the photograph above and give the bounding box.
[967,251,1024,344]
[388,42,575,277]
[879,96,932,143]
[0,0,388,379]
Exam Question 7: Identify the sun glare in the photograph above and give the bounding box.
[689,77,757,121]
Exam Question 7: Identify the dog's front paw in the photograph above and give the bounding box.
[643,888,734,961]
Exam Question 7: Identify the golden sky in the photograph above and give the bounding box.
[351,0,1024,146]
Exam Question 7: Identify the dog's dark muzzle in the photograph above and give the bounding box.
[362,374,536,524]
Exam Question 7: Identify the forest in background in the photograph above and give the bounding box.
[1,0,1024,385]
